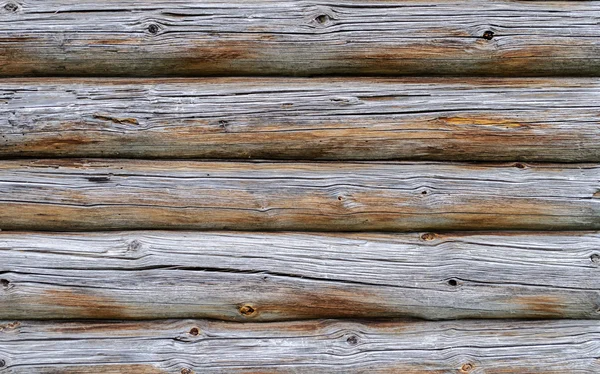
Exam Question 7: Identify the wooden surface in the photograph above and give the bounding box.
[1,231,599,320]
[1,1,600,77]
[0,319,599,373]
[1,159,599,231]
[3,78,600,161]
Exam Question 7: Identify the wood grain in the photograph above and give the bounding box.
[1,159,600,231]
[2,77,600,161]
[0,1,600,77]
[1,231,599,320]
[0,319,599,373]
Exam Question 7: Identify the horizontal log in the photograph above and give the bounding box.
[0,1,600,77]
[0,319,598,373]
[1,231,599,320]
[0,160,600,231]
[3,78,600,161]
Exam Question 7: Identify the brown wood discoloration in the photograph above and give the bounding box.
[0,321,20,332]
[93,114,139,125]
[511,296,567,318]
[2,78,600,161]
[39,365,167,374]
[39,289,132,319]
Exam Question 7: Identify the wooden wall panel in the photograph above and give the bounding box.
[2,78,600,161]
[1,1,599,76]
[0,319,598,372]
[1,231,598,320]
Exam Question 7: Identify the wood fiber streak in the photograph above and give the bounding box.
[0,319,599,373]
[2,78,600,161]
[1,159,600,231]
[0,1,599,76]
[0,231,599,320]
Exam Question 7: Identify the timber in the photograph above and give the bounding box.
[3,78,600,161]
[0,159,600,232]
[0,231,599,320]
[0,1,600,77]
[0,319,599,373]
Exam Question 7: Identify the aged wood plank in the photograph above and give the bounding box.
[0,319,598,372]
[1,1,600,77]
[2,78,600,161]
[0,159,599,232]
[1,231,599,320]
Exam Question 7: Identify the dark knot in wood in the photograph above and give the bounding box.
[3,2,18,12]
[482,30,494,40]
[148,24,160,34]
[239,304,256,317]
[315,14,331,24]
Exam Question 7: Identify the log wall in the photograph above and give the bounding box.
[1,0,599,372]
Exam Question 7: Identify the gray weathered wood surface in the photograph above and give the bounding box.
[2,78,600,161]
[1,159,600,231]
[0,319,599,373]
[1,231,599,320]
[1,0,600,77]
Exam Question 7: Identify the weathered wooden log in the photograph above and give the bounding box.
[1,231,599,320]
[0,1,599,77]
[2,78,600,161]
[0,319,598,372]
[0,159,600,231]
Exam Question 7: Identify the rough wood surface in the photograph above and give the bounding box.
[1,231,599,320]
[2,78,600,161]
[1,1,600,77]
[0,319,598,373]
[1,159,600,231]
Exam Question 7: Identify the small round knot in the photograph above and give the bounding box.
[147,24,161,34]
[189,327,200,336]
[482,30,494,40]
[514,162,526,169]
[346,335,358,345]
[3,2,18,12]
[239,304,257,317]
[127,239,142,252]
[0,359,5,368]
[420,233,437,241]
[315,14,331,24]
[591,253,600,265]
[180,368,193,374]
[461,363,474,372]
[447,279,459,287]
[0,279,10,289]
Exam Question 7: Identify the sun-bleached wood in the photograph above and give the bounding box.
[0,319,598,373]
[0,159,600,231]
[1,1,600,77]
[1,231,599,320]
[2,78,600,161]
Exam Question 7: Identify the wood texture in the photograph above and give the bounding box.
[1,1,600,77]
[3,78,600,161]
[1,159,600,231]
[1,231,599,320]
[0,319,599,372]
